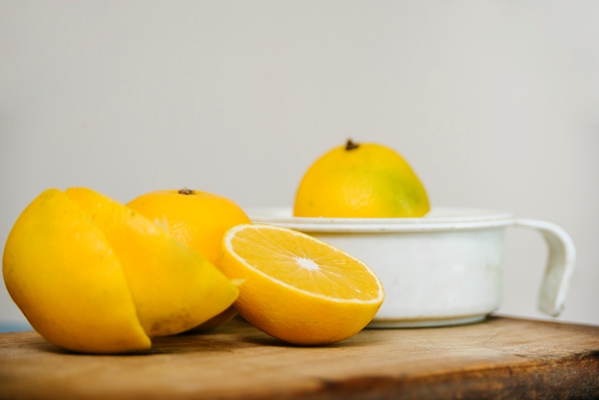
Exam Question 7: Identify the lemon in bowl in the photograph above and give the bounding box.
[294,139,430,218]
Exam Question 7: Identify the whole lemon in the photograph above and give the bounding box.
[294,140,430,218]
[127,188,251,266]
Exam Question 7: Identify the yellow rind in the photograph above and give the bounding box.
[2,189,151,353]
[294,142,430,218]
[66,187,239,337]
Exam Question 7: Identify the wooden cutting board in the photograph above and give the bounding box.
[1,316,598,399]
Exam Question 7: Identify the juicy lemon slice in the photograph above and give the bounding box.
[220,224,384,345]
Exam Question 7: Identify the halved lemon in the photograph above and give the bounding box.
[220,224,384,345]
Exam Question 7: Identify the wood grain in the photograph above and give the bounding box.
[1,316,598,399]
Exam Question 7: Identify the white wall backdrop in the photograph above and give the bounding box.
[1,1,598,326]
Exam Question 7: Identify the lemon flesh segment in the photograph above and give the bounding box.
[65,187,239,337]
[231,226,382,301]
[220,224,384,345]
[2,189,151,353]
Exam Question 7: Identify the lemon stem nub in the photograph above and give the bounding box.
[345,139,360,151]
[178,187,194,195]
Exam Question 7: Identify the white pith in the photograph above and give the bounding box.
[295,257,320,271]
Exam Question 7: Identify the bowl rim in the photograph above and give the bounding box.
[246,206,516,233]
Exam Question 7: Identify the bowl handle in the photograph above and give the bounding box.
[514,219,576,317]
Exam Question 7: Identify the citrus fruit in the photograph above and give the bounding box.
[219,224,385,345]
[126,188,251,266]
[126,188,250,332]
[294,139,430,218]
[2,188,239,353]
[3,189,149,353]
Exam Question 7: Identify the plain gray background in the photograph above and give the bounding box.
[1,1,598,326]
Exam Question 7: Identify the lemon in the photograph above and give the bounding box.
[127,187,251,331]
[2,188,239,353]
[127,188,251,267]
[220,224,384,345]
[3,189,149,353]
[294,139,430,218]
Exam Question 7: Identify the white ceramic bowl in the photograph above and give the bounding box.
[247,207,576,328]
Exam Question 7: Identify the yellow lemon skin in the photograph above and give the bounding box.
[294,141,430,218]
[2,189,151,354]
[126,189,251,267]
[66,187,239,338]
[126,188,250,332]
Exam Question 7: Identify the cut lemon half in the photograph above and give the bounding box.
[220,224,384,345]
